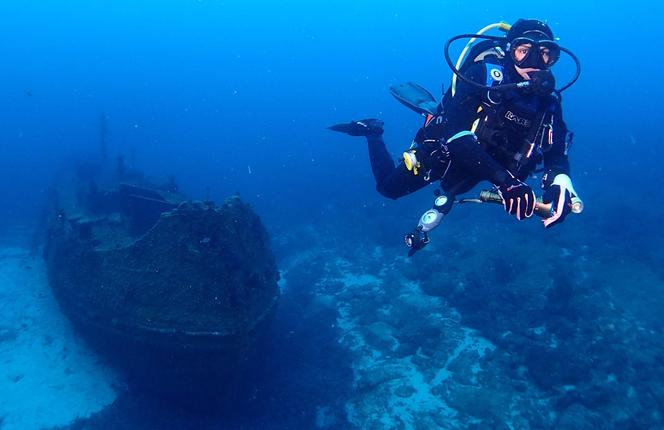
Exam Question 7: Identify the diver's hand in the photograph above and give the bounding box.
[497,174,536,220]
[542,174,575,228]
[528,70,556,96]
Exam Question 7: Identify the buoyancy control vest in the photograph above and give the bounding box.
[448,40,560,176]
[390,40,561,179]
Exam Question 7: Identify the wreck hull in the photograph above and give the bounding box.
[45,194,279,406]
[59,297,274,408]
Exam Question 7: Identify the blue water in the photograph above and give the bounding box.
[1,1,663,429]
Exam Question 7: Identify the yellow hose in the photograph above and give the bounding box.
[451,21,511,97]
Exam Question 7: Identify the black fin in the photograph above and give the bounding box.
[327,119,384,137]
[389,82,438,116]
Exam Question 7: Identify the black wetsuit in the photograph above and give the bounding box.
[368,56,572,204]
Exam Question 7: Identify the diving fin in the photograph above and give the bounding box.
[327,119,384,137]
[389,82,438,116]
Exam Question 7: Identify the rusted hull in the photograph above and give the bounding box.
[45,188,279,406]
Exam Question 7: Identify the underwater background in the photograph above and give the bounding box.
[1,0,663,429]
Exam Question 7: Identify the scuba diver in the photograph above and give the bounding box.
[329,19,583,255]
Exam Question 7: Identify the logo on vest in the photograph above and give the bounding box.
[504,111,531,128]
[490,68,503,82]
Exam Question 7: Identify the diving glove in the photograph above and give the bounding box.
[328,119,384,137]
[541,173,577,228]
[497,173,536,220]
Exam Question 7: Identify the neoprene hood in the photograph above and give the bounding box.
[506,19,554,42]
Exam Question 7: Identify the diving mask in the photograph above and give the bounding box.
[509,37,561,69]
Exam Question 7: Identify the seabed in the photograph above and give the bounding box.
[1,213,663,429]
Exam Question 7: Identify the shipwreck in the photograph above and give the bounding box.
[43,166,280,407]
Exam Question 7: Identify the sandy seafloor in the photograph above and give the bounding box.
[1,206,664,429]
[0,231,118,430]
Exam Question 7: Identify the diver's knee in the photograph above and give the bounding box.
[376,183,401,200]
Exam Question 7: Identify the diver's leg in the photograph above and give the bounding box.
[416,167,483,235]
[370,141,433,199]
[328,118,394,181]
[404,165,481,254]
[367,134,396,184]
[329,119,433,199]
[440,166,483,199]
[446,133,510,186]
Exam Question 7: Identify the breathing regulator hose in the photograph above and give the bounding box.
[446,22,581,95]
[450,21,511,96]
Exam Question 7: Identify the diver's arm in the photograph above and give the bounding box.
[541,102,580,227]
[542,101,572,181]
[415,63,507,185]
[442,63,537,219]
[446,133,509,185]
[435,63,513,186]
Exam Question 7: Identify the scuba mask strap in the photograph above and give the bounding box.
[444,33,581,94]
